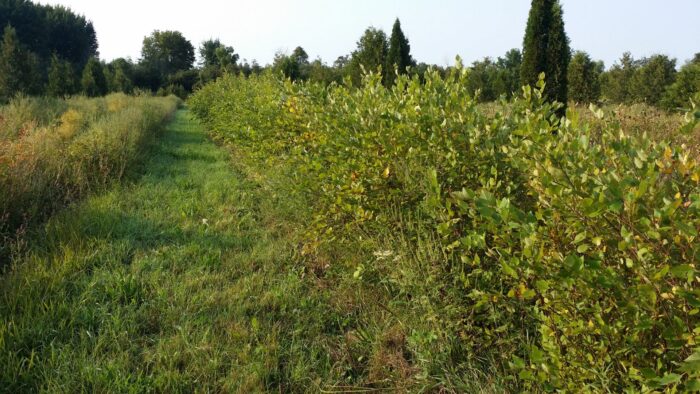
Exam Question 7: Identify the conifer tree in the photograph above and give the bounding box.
[81,57,107,97]
[0,25,24,101]
[387,18,413,85]
[47,54,77,97]
[521,0,571,112]
[602,52,638,103]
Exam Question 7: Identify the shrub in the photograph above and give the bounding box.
[189,65,700,391]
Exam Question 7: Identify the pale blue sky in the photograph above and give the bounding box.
[40,0,700,68]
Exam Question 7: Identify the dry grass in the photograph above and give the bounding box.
[0,94,180,263]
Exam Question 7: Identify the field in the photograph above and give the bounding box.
[0,69,698,393]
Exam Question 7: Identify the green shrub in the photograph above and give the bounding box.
[189,65,700,391]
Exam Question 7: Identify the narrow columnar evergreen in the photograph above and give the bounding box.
[521,0,571,111]
[387,18,413,84]
[0,24,33,101]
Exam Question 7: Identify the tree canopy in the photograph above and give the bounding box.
[0,0,97,69]
[140,30,195,90]
[662,54,700,109]
[348,27,389,85]
[81,57,107,97]
[568,51,603,103]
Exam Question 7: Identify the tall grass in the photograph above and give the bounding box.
[0,94,180,263]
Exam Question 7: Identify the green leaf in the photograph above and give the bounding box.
[657,373,682,386]
[637,284,657,307]
[653,265,670,280]
[686,380,700,391]
[535,280,550,293]
[522,289,537,299]
[685,350,700,362]
[671,264,694,279]
[501,261,518,279]
[511,355,526,369]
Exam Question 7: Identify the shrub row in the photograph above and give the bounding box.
[0,94,180,261]
[189,66,700,391]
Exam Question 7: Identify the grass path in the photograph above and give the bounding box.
[0,110,336,392]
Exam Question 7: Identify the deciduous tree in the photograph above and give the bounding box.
[630,54,676,106]
[348,27,388,85]
[140,30,195,90]
[662,53,700,109]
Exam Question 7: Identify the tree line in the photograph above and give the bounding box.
[1,0,698,109]
[269,2,697,111]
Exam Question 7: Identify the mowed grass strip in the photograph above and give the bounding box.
[0,110,339,392]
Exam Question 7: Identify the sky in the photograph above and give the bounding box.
[39,0,700,68]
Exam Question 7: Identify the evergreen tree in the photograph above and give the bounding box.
[272,51,302,81]
[308,58,339,85]
[47,53,77,97]
[199,39,237,69]
[198,39,239,85]
[568,51,602,103]
[291,46,309,65]
[521,0,552,90]
[0,24,43,100]
[250,60,263,75]
[291,46,310,80]
[81,57,107,97]
[0,24,24,101]
[387,18,413,85]
[521,0,571,112]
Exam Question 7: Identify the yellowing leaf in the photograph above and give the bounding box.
[383,166,391,178]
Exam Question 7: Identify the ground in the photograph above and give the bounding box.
[0,110,340,392]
